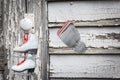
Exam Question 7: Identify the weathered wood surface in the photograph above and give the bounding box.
[50,55,120,78]
[49,48,120,54]
[2,0,48,80]
[48,1,120,79]
[50,79,120,80]
[49,27,120,48]
[0,0,3,48]
[49,26,120,54]
[40,1,49,80]
[51,79,119,80]
[27,0,42,30]
[3,0,26,49]
[48,0,119,2]
[49,19,120,27]
[27,0,42,80]
[48,1,120,54]
[0,0,4,72]
[3,0,26,80]
[0,47,4,71]
[50,78,119,80]
[48,1,120,22]
[0,71,3,80]
[27,0,49,80]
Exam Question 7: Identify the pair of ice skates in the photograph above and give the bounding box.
[12,18,38,72]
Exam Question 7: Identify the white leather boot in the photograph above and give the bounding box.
[13,33,38,52]
[12,54,35,72]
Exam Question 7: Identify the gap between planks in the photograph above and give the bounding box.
[48,19,120,28]
[49,47,120,54]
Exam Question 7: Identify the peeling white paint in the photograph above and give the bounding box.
[48,1,120,22]
[50,55,120,78]
[49,27,120,48]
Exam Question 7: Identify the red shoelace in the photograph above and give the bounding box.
[16,33,28,66]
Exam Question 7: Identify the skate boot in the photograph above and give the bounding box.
[12,54,35,72]
[13,33,38,52]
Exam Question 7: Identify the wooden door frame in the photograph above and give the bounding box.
[26,0,49,80]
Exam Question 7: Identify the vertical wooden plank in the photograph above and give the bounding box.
[0,0,4,73]
[2,0,26,80]
[2,0,10,79]
[27,0,42,30]
[27,0,42,80]
[27,0,49,80]
[41,1,49,80]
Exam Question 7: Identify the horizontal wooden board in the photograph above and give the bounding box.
[50,78,120,80]
[48,1,120,22]
[48,0,120,2]
[50,55,120,78]
[49,27,120,48]
[49,48,120,54]
[49,19,120,28]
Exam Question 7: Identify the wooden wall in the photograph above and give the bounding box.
[48,1,120,79]
[0,0,4,80]
[2,0,27,80]
[48,1,120,22]
[50,55,120,78]
[0,0,3,48]
[2,0,48,80]
[2,0,120,80]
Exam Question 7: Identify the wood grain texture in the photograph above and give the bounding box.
[49,19,120,28]
[0,0,3,48]
[27,0,49,80]
[48,1,120,22]
[3,0,48,80]
[50,55,120,78]
[0,71,3,80]
[48,0,115,2]
[0,0,4,72]
[49,48,120,54]
[49,27,120,48]
[27,0,42,80]
[3,0,26,80]
[50,79,120,80]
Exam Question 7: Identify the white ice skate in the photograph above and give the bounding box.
[12,54,35,72]
[13,33,38,52]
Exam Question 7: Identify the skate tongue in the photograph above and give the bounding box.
[17,59,26,66]
[19,33,28,46]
